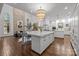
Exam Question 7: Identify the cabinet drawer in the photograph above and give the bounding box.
[40,34,54,53]
[40,36,50,52]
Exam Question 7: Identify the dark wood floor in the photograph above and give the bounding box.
[0,36,75,56]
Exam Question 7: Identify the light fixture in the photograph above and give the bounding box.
[64,6,68,10]
[36,6,46,20]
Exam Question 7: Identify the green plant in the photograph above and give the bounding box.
[32,23,38,31]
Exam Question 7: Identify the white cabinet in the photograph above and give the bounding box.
[54,31,64,38]
[70,34,79,55]
[70,10,79,55]
[29,31,54,54]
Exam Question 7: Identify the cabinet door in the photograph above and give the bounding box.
[74,18,78,35]
[48,33,54,44]
[40,37,47,53]
[31,36,40,53]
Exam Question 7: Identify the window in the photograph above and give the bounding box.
[3,13,10,34]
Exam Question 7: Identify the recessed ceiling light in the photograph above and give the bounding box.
[64,6,68,10]
[68,12,71,14]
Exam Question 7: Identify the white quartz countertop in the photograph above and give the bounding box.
[26,31,54,37]
[55,30,64,32]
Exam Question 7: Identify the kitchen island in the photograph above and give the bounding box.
[27,31,54,54]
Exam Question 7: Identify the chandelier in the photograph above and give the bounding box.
[36,6,46,20]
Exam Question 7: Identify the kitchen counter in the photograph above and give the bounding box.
[27,31,54,37]
[27,31,54,54]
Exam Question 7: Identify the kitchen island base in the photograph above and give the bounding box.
[27,31,54,54]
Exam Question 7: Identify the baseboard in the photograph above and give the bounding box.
[55,37,64,39]
[0,35,14,38]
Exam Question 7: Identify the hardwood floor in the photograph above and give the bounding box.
[0,36,75,56]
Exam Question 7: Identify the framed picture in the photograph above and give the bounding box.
[58,23,63,28]
[66,24,69,27]
[17,20,23,28]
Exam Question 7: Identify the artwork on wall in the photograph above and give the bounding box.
[58,22,63,29]
[65,24,71,31]
[66,24,69,27]
[17,20,23,29]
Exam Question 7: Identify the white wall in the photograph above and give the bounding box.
[13,7,37,32]
[24,12,37,31]
[71,6,79,35]
[44,16,68,31]
[0,4,13,37]
[25,12,37,24]
[0,14,3,37]
[45,19,56,31]
[69,5,79,55]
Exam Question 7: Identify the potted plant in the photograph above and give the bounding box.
[32,23,38,31]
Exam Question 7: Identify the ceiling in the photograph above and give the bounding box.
[7,3,77,19]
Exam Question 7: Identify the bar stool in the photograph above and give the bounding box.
[22,33,31,45]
